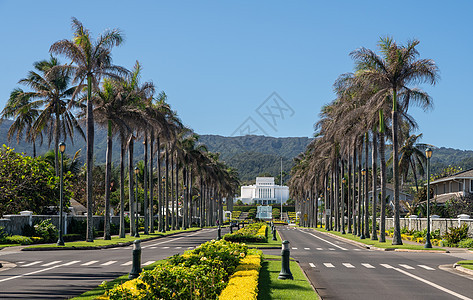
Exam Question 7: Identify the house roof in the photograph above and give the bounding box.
[429,168,473,185]
[431,192,462,204]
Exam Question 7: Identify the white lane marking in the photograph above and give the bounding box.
[150,247,157,249]
[22,261,42,267]
[63,260,80,266]
[316,248,323,251]
[304,248,310,250]
[353,249,361,251]
[328,248,335,251]
[342,263,355,268]
[187,247,194,249]
[41,261,62,267]
[418,265,435,270]
[362,263,375,269]
[0,261,80,283]
[121,261,132,266]
[399,264,415,270]
[300,230,348,250]
[143,230,207,248]
[143,261,154,266]
[292,247,298,250]
[309,263,316,268]
[380,264,394,269]
[101,260,117,266]
[175,247,182,249]
[81,260,99,266]
[393,266,472,300]
[17,261,24,264]
[323,263,335,268]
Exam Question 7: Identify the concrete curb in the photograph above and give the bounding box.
[0,261,16,272]
[453,264,473,276]
[21,229,202,251]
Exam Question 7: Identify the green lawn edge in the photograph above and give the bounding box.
[457,260,473,270]
[22,228,200,250]
[311,227,445,251]
[258,257,319,300]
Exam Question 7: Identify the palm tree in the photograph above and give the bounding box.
[396,133,430,192]
[50,17,126,242]
[0,88,42,157]
[351,37,439,245]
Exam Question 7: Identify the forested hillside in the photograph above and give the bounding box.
[2,118,473,183]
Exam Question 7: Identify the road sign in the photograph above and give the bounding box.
[304,214,308,221]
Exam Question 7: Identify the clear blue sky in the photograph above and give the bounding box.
[1,1,472,150]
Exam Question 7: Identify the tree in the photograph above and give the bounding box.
[351,37,439,245]
[50,17,126,242]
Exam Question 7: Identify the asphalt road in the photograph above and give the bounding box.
[0,228,225,299]
[267,226,473,300]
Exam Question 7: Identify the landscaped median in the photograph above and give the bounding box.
[454,260,473,275]
[21,227,201,251]
[311,226,445,251]
[223,221,282,249]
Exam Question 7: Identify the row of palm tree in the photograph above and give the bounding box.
[289,37,439,245]
[1,17,239,241]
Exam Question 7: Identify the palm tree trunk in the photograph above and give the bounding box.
[119,138,126,238]
[128,135,135,236]
[341,160,345,234]
[330,170,334,230]
[411,159,420,192]
[171,153,175,231]
[188,168,193,228]
[379,130,387,242]
[200,178,204,228]
[324,173,329,231]
[86,75,94,243]
[371,130,378,240]
[157,137,162,232]
[357,142,362,237]
[143,134,149,234]
[104,120,112,240]
[347,148,352,233]
[364,133,370,238]
[392,107,403,245]
[165,146,169,232]
[149,130,154,233]
[182,167,187,229]
[174,158,179,230]
[33,140,36,158]
[352,145,357,236]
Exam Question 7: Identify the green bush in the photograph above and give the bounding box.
[63,233,83,242]
[0,226,6,242]
[443,224,469,247]
[458,238,473,248]
[5,235,33,245]
[107,239,248,299]
[224,222,267,243]
[34,219,58,242]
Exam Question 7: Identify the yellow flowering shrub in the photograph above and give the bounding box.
[219,254,262,300]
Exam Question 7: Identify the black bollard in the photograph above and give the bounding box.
[230,223,233,234]
[129,240,142,279]
[278,240,293,280]
[272,227,277,241]
[217,225,221,240]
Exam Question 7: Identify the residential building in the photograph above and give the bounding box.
[428,168,473,204]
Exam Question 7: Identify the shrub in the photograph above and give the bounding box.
[224,223,267,243]
[219,254,262,300]
[63,233,83,242]
[5,235,33,245]
[458,238,473,248]
[442,224,469,247]
[34,219,58,242]
[0,226,6,242]
[106,239,248,300]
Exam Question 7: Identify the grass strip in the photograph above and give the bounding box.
[257,258,318,300]
[70,260,166,300]
[23,228,200,250]
[312,227,444,251]
[457,260,473,270]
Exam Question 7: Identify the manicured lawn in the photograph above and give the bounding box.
[70,260,166,300]
[258,257,318,299]
[457,260,473,271]
[23,228,200,250]
[0,244,22,248]
[313,227,445,251]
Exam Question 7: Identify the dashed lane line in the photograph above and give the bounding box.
[0,260,80,283]
[100,261,117,266]
[418,265,435,270]
[309,263,316,268]
[323,263,335,268]
[361,263,375,269]
[81,260,99,266]
[41,261,62,267]
[21,261,42,267]
[299,230,348,251]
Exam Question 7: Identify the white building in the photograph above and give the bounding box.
[240,177,289,205]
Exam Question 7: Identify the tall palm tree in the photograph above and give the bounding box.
[50,17,126,242]
[351,37,439,245]
[0,88,42,157]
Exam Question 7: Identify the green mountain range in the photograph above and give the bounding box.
[2,119,473,183]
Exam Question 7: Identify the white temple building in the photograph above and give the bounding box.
[240,177,289,205]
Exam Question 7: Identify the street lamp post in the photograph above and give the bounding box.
[134,167,140,238]
[425,148,433,248]
[57,142,66,246]
[360,169,366,239]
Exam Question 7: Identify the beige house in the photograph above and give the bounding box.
[429,169,473,204]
